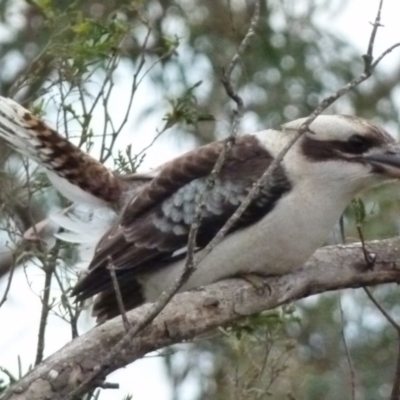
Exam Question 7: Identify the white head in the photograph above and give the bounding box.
[280,115,400,195]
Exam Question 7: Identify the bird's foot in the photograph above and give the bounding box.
[239,273,270,295]
[362,250,377,271]
[366,251,377,269]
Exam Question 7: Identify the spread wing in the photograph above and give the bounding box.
[71,135,292,318]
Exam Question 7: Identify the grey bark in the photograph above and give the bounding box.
[2,237,400,400]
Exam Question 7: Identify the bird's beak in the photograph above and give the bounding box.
[363,147,400,179]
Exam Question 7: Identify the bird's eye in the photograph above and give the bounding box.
[346,134,371,154]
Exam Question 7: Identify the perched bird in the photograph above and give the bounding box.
[0,97,400,322]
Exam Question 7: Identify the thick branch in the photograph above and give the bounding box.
[3,237,400,400]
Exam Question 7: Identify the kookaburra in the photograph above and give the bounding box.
[0,97,400,322]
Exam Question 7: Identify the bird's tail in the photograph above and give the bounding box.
[0,97,124,205]
[0,97,61,162]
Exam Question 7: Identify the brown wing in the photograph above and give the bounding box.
[71,135,292,306]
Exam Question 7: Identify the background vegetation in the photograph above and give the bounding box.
[1,1,400,399]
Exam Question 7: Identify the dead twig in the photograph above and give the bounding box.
[364,288,400,332]
[34,243,60,366]
[363,287,400,400]
[221,0,260,128]
[107,257,130,332]
[392,341,400,400]
[185,0,261,278]
[338,294,356,400]
[53,269,80,339]
[0,249,16,308]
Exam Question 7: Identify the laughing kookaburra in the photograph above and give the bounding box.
[0,97,400,322]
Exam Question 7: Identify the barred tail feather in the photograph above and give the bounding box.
[0,96,124,206]
[0,97,45,161]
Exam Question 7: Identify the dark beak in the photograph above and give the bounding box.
[364,149,400,178]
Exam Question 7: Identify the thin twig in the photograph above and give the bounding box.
[17,356,22,380]
[94,381,119,390]
[34,263,54,366]
[363,287,400,400]
[53,270,80,339]
[0,367,16,385]
[338,294,356,400]
[365,0,384,65]
[356,225,375,268]
[107,257,130,332]
[133,121,173,161]
[101,19,177,164]
[221,0,260,122]
[0,238,34,304]
[188,2,261,273]
[185,0,261,289]
[339,216,346,244]
[392,341,400,400]
[339,204,356,399]
[0,249,16,308]
[363,288,400,332]
[18,157,58,368]
[372,42,400,69]
[34,243,60,366]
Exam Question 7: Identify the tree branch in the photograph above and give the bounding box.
[3,237,400,400]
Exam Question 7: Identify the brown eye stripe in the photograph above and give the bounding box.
[301,136,376,161]
[332,135,374,154]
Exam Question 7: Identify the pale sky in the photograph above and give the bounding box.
[1,1,400,400]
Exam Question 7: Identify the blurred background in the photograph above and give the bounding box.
[1,0,400,399]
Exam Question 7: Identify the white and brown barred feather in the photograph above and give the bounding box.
[0,97,125,206]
